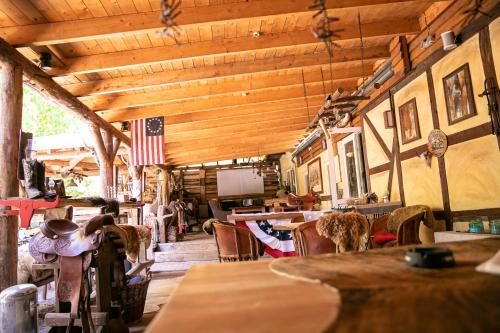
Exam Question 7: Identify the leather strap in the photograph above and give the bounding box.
[58,256,83,319]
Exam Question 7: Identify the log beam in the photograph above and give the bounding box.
[63,48,387,96]
[0,38,130,147]
[0,0,427,46]
[0,56,22,291]
[48,20,419,76]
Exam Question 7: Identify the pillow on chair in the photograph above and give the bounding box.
[373,231,397,245]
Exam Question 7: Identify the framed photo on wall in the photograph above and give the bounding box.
[442,63,477,125]
[398,98,421,144]
[307,157,323,194]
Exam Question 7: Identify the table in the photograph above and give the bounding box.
[435,231,500,243]
[146,239,500,333]
[145,261,340,333]
[230,206,265,214]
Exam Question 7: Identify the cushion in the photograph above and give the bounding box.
[373,231,397,245]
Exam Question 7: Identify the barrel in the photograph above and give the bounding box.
[0,284,38,333]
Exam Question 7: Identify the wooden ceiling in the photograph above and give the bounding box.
[1,0,441,166]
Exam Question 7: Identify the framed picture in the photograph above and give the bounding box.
[307,157,323,194]
[443,63,477,125]
[398,98,421,144]
[383,110,394,128]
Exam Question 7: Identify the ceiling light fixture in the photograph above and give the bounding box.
[252,31,261,38]
[39,52,52,70]
[241,92,248,97]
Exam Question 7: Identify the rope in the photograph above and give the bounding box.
[301,69,311,122]
[320,67,327,98]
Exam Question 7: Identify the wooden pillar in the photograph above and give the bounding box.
[0,58,22,291]
[160,169,169,205]
[91,125,119,198]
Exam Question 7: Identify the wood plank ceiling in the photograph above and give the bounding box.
[0,0,438,167]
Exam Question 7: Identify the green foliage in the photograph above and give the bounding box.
[64,177,100,198]
[22,86,83,135]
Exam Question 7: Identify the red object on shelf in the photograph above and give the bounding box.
[0,196,61,229]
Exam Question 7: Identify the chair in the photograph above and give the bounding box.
[293,220,336,256]
[209,199,231,222]
[371,212,426,248]
[212,222,259,262]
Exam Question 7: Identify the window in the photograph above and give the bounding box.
[338,133,367,199]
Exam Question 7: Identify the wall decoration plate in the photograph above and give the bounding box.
[427,129,448,157]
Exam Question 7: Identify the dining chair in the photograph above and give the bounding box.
[212,222,260,262]
[293,220,336,256]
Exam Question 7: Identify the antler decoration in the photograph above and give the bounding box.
[160,0,183,44]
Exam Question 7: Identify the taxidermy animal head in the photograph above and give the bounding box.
[419,151,432,168]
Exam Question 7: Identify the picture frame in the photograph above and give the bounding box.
[383,110,394,128]
[398,98,421,144]
[307,157,323,194]
[442,63,477,125]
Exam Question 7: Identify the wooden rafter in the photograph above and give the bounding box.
[0,38,131,147]
[0,0,425,46]
[63,47,387,96]
[47,20,418,76]
[81,69,367,111]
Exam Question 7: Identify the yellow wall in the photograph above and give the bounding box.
[445,135,500,210]
[432,35,489,135]
[279,152,295,188]
[362,19,500,213]
[296,150,331,209]
[394,72,434,152]
[401,157,443,210]
[491,17,500,86]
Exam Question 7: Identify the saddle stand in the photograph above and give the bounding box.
[0,196,61,228]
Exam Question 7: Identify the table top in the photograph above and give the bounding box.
[145,261,340,333]
[435,231,500,243]
[145,239,500,333]
[227,210,330,222]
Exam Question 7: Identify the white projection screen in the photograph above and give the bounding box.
[216,169,264,196]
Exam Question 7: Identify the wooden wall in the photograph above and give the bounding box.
[361,15,500,229]
[180,162,280,203]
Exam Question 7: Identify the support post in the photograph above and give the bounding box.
[90,125,117,198]
[0,58,22,291]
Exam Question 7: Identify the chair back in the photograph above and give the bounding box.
[397,212,425,246]
[209,199,230,222]
[294,220,336,256]
[212,223,259,262]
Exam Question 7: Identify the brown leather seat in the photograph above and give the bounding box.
[293,220,336,256]
[208,199,231,222]
[212,222,259,262]
[287,193,319,211]
[371,211,426,248]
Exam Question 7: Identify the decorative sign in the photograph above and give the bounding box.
[427,129,448,157]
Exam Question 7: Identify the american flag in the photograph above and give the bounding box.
[131,117,165,166]
[236,220,296,258]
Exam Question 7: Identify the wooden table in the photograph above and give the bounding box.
[146,239,500,333]
[145,261,340,333]
[230,206,265,214]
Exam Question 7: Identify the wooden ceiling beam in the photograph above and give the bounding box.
[48,19,418,76]
[167,146,295,165]
[162,99,323,125]
[165,131,304,153]
[165,129,305,149]
[164,117,309,142]
[0,0,422,46]
[165,107,317,134]
[81,65,370,111]
[0,38,131,147]
[167,140,300,160]
[63,47,388,96]
[99,80,355,122]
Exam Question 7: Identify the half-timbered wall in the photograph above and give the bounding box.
[361,16,500,228]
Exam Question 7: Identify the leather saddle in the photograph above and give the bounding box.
[29,215,115,332]
[287,193,319,211]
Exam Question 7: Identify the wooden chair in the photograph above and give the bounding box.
[293,220,336,256]
[212,222,259,262]
[208,199,231,222]
[370,212,426,248]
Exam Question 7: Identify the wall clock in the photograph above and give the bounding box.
[427,129,448,157]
